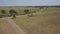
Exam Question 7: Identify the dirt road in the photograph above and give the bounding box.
[0,17,26,34]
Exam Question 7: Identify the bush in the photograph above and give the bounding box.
[1,10,6,14]
[24,9,30,14]
[9,9,17,19]
[1,10,6,17]
[9,9,17,16]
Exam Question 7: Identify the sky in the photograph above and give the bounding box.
[0,0,60,6]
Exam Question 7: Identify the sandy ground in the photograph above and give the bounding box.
[0,17,26,34]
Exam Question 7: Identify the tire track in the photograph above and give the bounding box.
[4,17,26,34]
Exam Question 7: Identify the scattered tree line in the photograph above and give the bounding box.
[0,9,35,18]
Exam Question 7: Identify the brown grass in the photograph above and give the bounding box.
[0,19,7,34]
[0,7,60,34]
[14,8,60,34]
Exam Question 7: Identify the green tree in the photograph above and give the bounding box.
[1,10,6,17]
[1,10,6,14]
[24,9,33,17]
[24,9,29,14]
[9,9,17,19]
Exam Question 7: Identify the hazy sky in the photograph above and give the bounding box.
[0,0,60,6]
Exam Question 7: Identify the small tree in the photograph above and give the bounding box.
[1,10,6,14]
[24,9,33,17]
[9,9,17,19]
[24,9,29,14]
[1,10,6,17]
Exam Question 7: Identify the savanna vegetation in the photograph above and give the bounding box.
[14,7,60,34]
[0,6,60,34]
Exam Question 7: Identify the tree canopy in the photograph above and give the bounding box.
[9,9,17,16]
[24,9,29,14]
[1,10,6,14]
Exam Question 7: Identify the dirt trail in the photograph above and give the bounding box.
[1,17,26,34]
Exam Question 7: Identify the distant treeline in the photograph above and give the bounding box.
[0,9,37,18]
[0,6,60,8]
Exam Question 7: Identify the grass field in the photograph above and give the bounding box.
[14,7,60,34]
[0,19,8,34]
[0,7,60,34]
